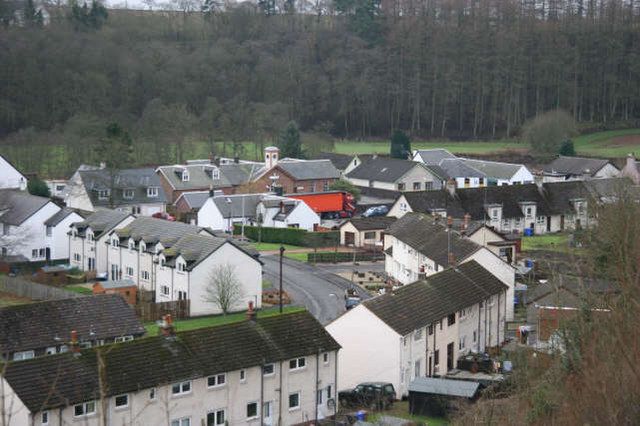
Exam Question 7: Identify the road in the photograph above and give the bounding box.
[261,255,372,324]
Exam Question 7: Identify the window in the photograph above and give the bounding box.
[414,328,422,340]
[514,217,522,227]
[32,249,38,259]
[39,248,45,258]
[140,242,146,252]
[87,232,94,242]
[447,313,456,326]
[161,285,170,296]
[363,231,376,240]
[46,226,52,237]
[147,187,159,197]
[177,262,187,272]
[459,336,467,350]
[114,394,128,408]
[171,418,191,426]
[88,257,96,270]
[207,409,225,426]
[323,352,329,364]
[98,189,109,200]
[491,209,499,219]
[479,178,485,186]
[2,224,9,235]
[114,335,134,343]
[141,270,150,281]
[1,247,6,257]
[263,363,275,375]
[123,189,134,199]
[536,216,546,225]
[171,381,191,396]
[473,331,477,342]
[73,253,81,262]
[240,369,246,382]
[41,411,49,425]
[111,238,119,247]
[425,181,433,191]
[182,170,190,182]
[323,180,329,191]
[428,324,434,335]
[125,266,134,277]
[326,385,332,399]
[149,388,156,400]
[45,347,56,355]
[289,392,301,410]
[434,350,440,366]
[414,360,421,378]
[212,169,220,180]
[246,402,258,419]
[207,373,226,388]
[73,401,96,417]
[397,182,406,191]
[464,177,470,187]
[413,182,421,190]
[289,357,306,370]
[13,350,35,361]
[317,389,323,405]
[128,241,135,250]
[459,309,466,319]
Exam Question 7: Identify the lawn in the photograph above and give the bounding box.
[0,292,32,308]
[64,285,93,295]
[367,400,449,425]
[284,252,308,262]
[251,242,306,252]
[334,139,522,156]
[143,306,305,335]
[521,234,569,252]
[572,128,640,157]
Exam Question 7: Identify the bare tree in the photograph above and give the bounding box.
[202,264,244,315]
[0,226,31,260]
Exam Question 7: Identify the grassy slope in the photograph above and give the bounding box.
[144,306,305,335]
[521,234,569,252]
[572,128,640,157]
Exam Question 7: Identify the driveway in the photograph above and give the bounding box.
[261,255,372,324]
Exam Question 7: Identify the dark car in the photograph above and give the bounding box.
[339,382,396,410]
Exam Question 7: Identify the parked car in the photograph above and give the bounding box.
[151,212,176,221]
[339,382,396,410]
[362,205,389,218]
[344,288,361,310]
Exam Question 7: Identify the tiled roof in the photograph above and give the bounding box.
[438,158,486,179]
[275,159,340,181]
[0,190,52,226]
[3,311,339,412]
[162,234,228,270]
[80,168,167,207]
[0,294,145,355]
[313,152,356,171]
[413,149,456,165]
[43,207,85,227]
[346,157,427,183]
[212,194,263,219]
[73,209,131,238]
[386,213,480,266]
[363,261,507,335]
[343,216,397,231]
[176,191,211,209]
[113,216,206,247]
[157,163,260,191]
[543,156,615,176]
[461,159,526,180]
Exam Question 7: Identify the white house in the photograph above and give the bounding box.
[542,155,620,182]
[0,154,27,190]
[384,212,515,321]
[326,261,507,397]
[461,158,534,186]
[0,190,82,262]
[339,216,397,248]
[346,157,445,192]
[2,311,340,426]
[257,196,320,230]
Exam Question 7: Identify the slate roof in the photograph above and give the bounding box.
[162,234,229,270]
[343,216,397,231]
[358,186,402,205]
[543,156,615,177]
[3,311,339,413]
[314,152,356,171]
[113,216,207,247]
[275,159,340,180]
[43,208,85,227]
[461,158,526,180]
[0,294,145,355]
[386,213,481,266]
[157,163,260,191]
[409,377,480,398]
[439,158,486,179]
[363,261,507,335]
[212,194,264,219]
[0,190,52,226]
[346,157,429,183]
[175,191,211,210]
[413,149,457,165]
[79,168,167,207]
[97,279,137,289]
[73,209,131,238]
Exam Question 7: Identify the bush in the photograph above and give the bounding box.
[522,109,577,159]
[234,225,339,247]
[307,251,384,263]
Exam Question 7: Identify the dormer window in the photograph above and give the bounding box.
[212,169,220,180]
[87,232,94,242]
[147,187,159,198]
[140,242,146,252]
[128,241,135,250]
[123,189,134,200]
[491,209,499,219]
[98,189,109,200]
[182,170,189,182]
[177,262,186,272]
[111,238,119,247]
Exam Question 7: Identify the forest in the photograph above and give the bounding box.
[1,0,639,176]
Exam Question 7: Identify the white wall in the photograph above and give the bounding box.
[326,305,401,393]
[0,156,27,190]
[387,195,412,218]
[64,173,94,211]
[509,166,535,185]
[3,201,60,261]
[1,378,31,426]
[595,163,620,179]
[47,212,83,260]
[464,249,515,321]
[197,198,226,230]
[270,203,319,231]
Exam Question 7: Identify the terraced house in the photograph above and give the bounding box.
[1,311,340,426]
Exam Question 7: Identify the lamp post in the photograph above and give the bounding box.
[279,245,285,313]
[225,197,232,234]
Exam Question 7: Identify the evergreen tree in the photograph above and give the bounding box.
[23,0,43,27]
[27,177,50,197]
[97,123,134,208]
[559,140,576,156]
[278,121,303,159]
[390,130,411,159]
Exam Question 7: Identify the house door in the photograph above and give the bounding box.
[546,216,551,232]
[344,232,355,246]
[263,401,273,426]
[428,356,433,377]
[447,342,454,371]
[110,264,120,280]
[45,247,51,262]
[87,257,96,271]
[560,215,565,231]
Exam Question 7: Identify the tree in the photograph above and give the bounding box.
[278,121,303,159]
[68,0,107,31]
[559,140,576,156]
[329,179,361,201]
[23,0,43,27]
[522,110,577,159]
[97,123,134,208]
[389,130,411,159]
[202,264,244,315]
[27,177,50,197]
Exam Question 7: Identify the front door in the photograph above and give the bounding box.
[546,216,551,232]
[447,342,454,371]
[428,356,433,377]
[263,401,273,426]
[110,264,120,280]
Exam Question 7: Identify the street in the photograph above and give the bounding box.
[261,255,372,324]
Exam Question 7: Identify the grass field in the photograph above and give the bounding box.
[366,401,449,425]
[251,242,306,251]
[143,306,305,335]
[521,234,569,252]
[0,292,31,308]
[572,129,640,157]
[64,285,93,295]
[334,139,522,155]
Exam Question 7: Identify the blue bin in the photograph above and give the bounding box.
[356,410,366,421]
[524,228,533,237]
[525,259,533,268]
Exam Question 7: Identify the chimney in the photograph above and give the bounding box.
[626,153,636,170]
[264,146,279,169]
[209,184,214,198]
[445,179,456,197]
[160,314,175,337]
[70,330,79,353]
[279,201,285,214]
[99,162,106,170]
[448,252,456,267]
[582,168,591,181]
[462,213,471,233]
[246,301,257,322]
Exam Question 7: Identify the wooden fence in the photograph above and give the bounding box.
[0,276,82,301]
[135,299,190,322]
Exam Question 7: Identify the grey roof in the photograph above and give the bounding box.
[543,156,615,177]
[80,168,167,207]
[114,216,207,247]
[413,149,456,165]
[409,377,480,398]
[343,216,397,231]
[461,158,525,180]
[363,261,508,335]
[44,207,85,227]
[0,190,52,226]
[97,279,136,289]
[313,152,356,171]
[163,234,229,270]
[346,157,433,183]
[386,213,481,266]
[0,294,145,354]
[73,209,131,238]
[212,194,263,219]
[177,191,211,209]
[275,159,340,181]
[439,158,486,179]
[157,163,261,191]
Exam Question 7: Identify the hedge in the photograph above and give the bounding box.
[307,251,385,263]
[234,225,339,247]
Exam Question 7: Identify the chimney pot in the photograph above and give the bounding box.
[247,301,257,322]
[209,184,214,198]
[447,215,453,228]
[448,252,456,267]
[70,330,79,353]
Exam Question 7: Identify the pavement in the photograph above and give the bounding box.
[261,255,372,324]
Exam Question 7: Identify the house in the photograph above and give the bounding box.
[45,179,68,198]
[69,209,135,275]
[157,160,262,204]
[254,147,340,194]
[345,157,445,192]
[0,154,28,190]
[461,158,534,186]
[339,216,397,249]
[0,190,83,262]
[437,159,487,188]
[412,149,457,165]
[198,193,320,233]
[0,294,145,361]
[543,155,620,182]
[383,212,515,320]
[1,310,340,426]
[326,261,507,397]
[64,167,167,215]
[93,279,138,305]
[314,152,372,177]
[466,224,518,264]
[174,189,224,222]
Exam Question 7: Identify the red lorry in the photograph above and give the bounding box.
[288,191,356,219]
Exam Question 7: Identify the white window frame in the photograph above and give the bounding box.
[289,357,306,371]
[207,373,226,388]
[114,394,129,409]
[207,408,226,426]
[246,402,259,420]
[125,266,134,277]
[141,270,150,281]
[41,410,49,425]
[177,262,186,273]
[98,189,109,200]
[73,401,96,417]
[323,352,329,365]
[149,387,157,401]
[288,391,301,411]
[13,350,35,361]
[240,369,246,382]
[161,285,170,296]
[123,189,135,200]
[170,417,191,426]
[171,381,192,396]
[114,335,134,343]
[182,171,190,182]
[147,187,159,198]
[46,226,52,237]
[414,328,422,341]
[263,363,275,376]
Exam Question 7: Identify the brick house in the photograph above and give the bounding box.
[92,279,138,305]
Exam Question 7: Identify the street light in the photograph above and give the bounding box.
[279,245,285,313]
[225,197,232,234]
